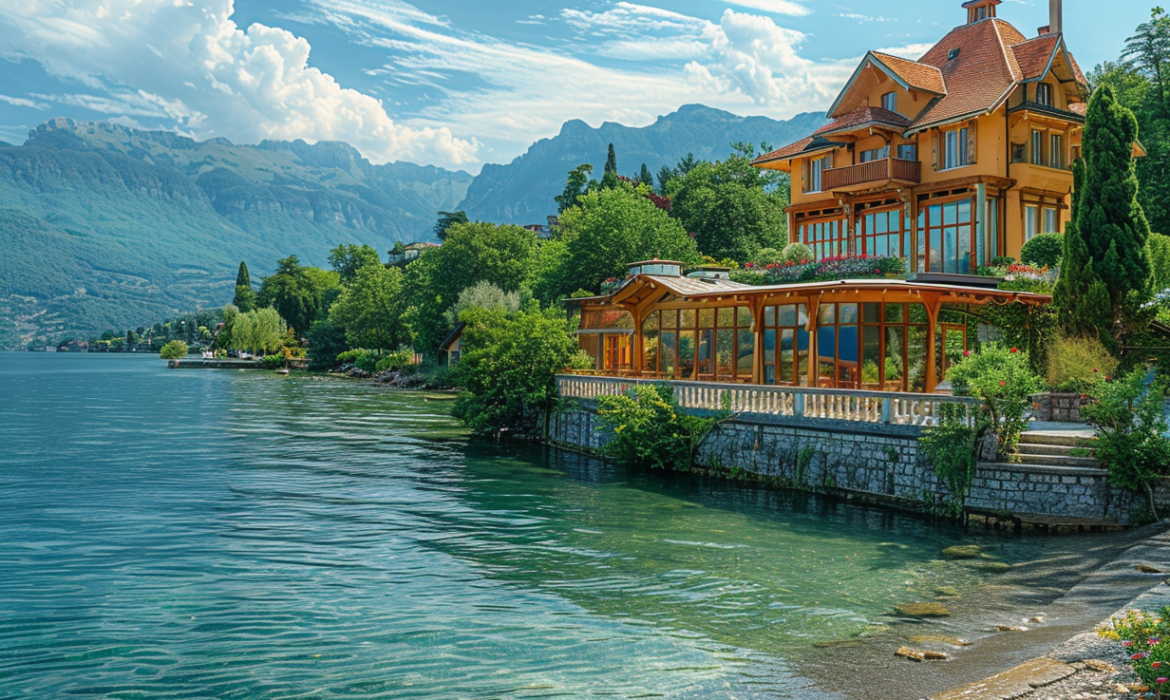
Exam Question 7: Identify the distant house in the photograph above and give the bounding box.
[57,339,88,352]
[439,323,465,366]
[389,242,440,267]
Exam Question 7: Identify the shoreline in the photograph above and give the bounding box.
[923,524,1170,700]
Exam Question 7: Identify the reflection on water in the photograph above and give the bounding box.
[0,354,1104,699]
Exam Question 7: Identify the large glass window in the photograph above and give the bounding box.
[1031,130,1044,165]
[860,146,890,163]
[762,304,809,386]
[816,303,860,388]
[918,197,975,274]
[1050,133,1064,169]
[882,91,897,113]
[855,207,906,258]
[799,218,848,260]
[809,155,831,192]
[644,306,752,381]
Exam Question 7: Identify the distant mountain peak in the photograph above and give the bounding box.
[457,104,826,225]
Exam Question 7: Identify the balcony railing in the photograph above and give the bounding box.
[556,375,978,428]
[822,157,921,191]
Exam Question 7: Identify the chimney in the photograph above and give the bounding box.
[1049,0,1062,34]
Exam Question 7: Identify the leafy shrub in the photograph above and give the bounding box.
[1019,232,1064,267]
[991,255,1017,266]
[1045,334,1119,393]
[1150,232,1170,290]
[260,354,286,369]
[919,404,978,503]
[947,345,1042,460]
[306,319,348,370]
[1081,370,1170,515]
[159,340,189,360]
[751,248,785,266]
[781,242,814,264]
[1099,606,1170,693]
[336,349,378,373]
[596,384,722,471]
[374,348,415,373]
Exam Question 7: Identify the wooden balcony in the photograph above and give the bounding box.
[823,157,921,192]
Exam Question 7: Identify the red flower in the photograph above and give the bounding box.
[999,381,1006,387]
[1092,367,1098,373]
[1010,347,1019,353]
[963,350,971,357]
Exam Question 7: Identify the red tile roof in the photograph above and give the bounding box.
[870,53,947,95]
[908,19,1025,131]
[753,16,1093,164]
[1011,35,1059,79]
[814,106,911,136]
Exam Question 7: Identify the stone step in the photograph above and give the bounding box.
[979,462,1103,477]
[1012,452,1099,468]
[1014,442,1094,457]
[1018,432,1095,447]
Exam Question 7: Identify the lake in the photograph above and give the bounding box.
[0,354,1141,699]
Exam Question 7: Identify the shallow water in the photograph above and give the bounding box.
[0,354,1133,699]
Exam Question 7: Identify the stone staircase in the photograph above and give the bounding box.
[1012,431,1098,469]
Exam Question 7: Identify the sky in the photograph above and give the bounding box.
[0,0,1150,173]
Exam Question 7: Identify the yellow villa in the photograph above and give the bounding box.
[754,0,1143,271]
[564,0,1131,398]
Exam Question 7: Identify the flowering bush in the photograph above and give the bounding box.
[739,255,906,285]
[1100,607,1170,698]
[1045,333,1119,394]
[1146,288,1170,323]
[947,344,1042,460]
[978,263,1058,293]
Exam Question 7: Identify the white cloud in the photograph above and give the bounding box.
[719,0,812,18]
[874,43,934,60]
[309,0,848,161]
[836,13,892,22]
[0,0,479,167]
[0,94,49,110]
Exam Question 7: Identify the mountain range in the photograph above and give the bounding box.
[0,106,823,348]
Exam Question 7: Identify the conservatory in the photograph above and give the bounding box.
[568,261,1050,395]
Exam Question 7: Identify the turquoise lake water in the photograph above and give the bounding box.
[0,354,1116,699]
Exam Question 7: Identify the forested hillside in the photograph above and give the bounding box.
[0,119,472,347]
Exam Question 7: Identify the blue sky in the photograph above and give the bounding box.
[0,0,1149,172]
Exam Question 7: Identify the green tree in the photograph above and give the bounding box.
[434,210,470,241]
[558,185,700,294]
[451,303,585,438]
[556,164,594,213]
[600,143,620,190]
[233,261,256,313]
[1057,85,1153,346]
[666,149,788,262]
[403,222,540,352]
[257,256,339,336]
[445,280,521,327]
[215,303,239,350]
[638,163,654,186]
[306,319,349,369]
[229,307,287,355]
[328,264,408,350]
[328,244,381,284]
[159,339,188,360]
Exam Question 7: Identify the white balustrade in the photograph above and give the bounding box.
[556,374,978,429]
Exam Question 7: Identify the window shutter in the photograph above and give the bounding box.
[827,152,835,169]
[801,159,809,194]
[967,121,978,165]
[931,132,939,171]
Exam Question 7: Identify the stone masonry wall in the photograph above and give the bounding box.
[551,404,1142,524]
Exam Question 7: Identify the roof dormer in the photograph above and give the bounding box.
[962,0,1000,23]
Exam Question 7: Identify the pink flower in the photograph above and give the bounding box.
[1159,677,1169,684]
[1126,641,1136,647]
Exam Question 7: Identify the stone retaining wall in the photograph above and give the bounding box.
[966,463,1138,522]
[550,403,1142,524]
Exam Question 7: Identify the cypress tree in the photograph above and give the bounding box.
[638,163,654,187]
[1053,85,1152,347]
[600,144,620,190]
[233,261,256,312]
